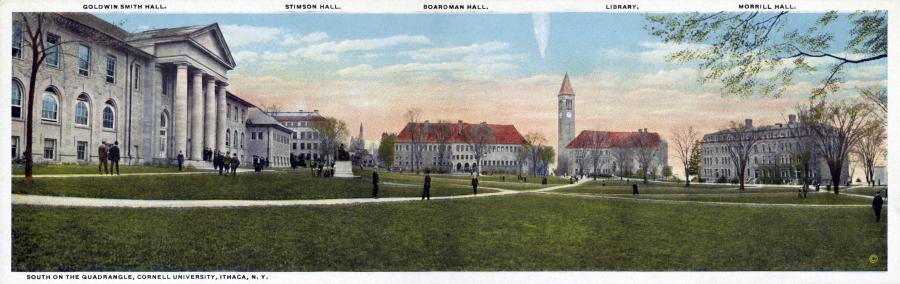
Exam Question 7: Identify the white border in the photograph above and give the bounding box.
[0,0,897,283]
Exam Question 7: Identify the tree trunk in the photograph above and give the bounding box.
[24,49,41,183]
[831,167,842,194]
[684,168,691,187]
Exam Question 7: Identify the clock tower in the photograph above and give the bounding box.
[557,73,575,175]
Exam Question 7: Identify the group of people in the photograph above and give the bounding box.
[212,151,240,176]
[310,161,336,178]
[252,157,269,172]
[97,140,121,175]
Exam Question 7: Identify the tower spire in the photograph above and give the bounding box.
[558,72,575,96]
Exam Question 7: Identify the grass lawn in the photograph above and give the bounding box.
[12,164,200,175]
[564,192,873,205]
[556,180,798,195]
[12,171,493,200]
[12,194,886,271]
[843,186,889,197]
[354,169,560,191]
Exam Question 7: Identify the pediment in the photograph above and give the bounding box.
[189,25,236,68]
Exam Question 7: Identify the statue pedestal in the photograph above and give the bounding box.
[333,161,355,178]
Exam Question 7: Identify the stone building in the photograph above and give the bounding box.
[10,12,254,166]
[246,108,294,168]
[394,120,527,174]
[699,116,848,185]
[565,129,668,178]
[557,73,576,175]
[269,110,326,163]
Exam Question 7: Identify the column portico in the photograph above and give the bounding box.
[216,83,228,152]
[174,64,189,159]
[204,78,217,152]
[191,70,204,160]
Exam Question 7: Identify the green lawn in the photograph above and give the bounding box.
[843,186,889,197]
[12,164,200,175]
[354,169,560,191]
[12,171,493,200]
[562,192,873,205]
[556,180,797,195]
[12,194,886,271]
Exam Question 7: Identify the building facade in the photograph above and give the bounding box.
[557,73,576,176]
[269,110,326,163]
[565,129,669,178]
[10,12,257,167]
[394,120,527,174]
[246,108,294,168]
[699,116,848,185]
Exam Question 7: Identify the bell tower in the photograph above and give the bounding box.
[557,73,575,175]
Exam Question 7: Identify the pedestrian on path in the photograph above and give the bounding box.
[372,169,380,198]
[632,183,640,195]
[471,174,479,195]
[230,154,240,176]
[176,151,184,171]
[422,170,432,200]
[108,141,121,175]
[222,152,231,176]
[873,192,884,223]
[97,141,109,175]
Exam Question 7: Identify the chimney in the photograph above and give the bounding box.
[298,109,303,112]
[424,120,430,134]
[314,109,319,114]
[643,128,648,133]
[637,129,642,133]
[745,119,753,129]
[789,114,797,124]
[457,120,463,135]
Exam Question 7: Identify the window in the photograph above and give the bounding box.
[102,102,115,129]
[41,89,58,121]
[74,94,90,126]
[12,22,22,58]
[293,143,297,150]
[162,76,169,96]
[76,141,87,160]
[78,45,90,76]
[12,136,19,158]
[233,106,238,122]
[43,139,56,160]
[12,79,23,118]
[240,132,244,148]
[45,33,60,67]
[133,64,141,90]
[106,55,116,83]
[226,130,231,146]
[234,131,238,148]
[159,112,168,155]
[226,104,231,119]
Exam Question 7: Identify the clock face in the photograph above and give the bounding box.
[566,112,572,118]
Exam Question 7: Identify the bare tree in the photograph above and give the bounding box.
[721,121,763,191]
[464,122,495,175]
[631,131,660,184]
[784,110,817,188]
[431,120,453,172]
[587,133,612,179]
[859,87,887,128]
[262,103,282,114]
[403,108,423,173]
[572,148,591,177]
[804,99,871,194]
[16,13,127,182]
[612,147,633,177]
[523,133,548,176]
[852,118,885,187]
[310,117,349,163]
[672,126,700,187]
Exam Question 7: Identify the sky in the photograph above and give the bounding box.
[96,12,886,175]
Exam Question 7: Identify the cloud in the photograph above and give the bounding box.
[220,24,283,47]
[291,35,431,61]
[401,41,509,61]
[531,13,549,58]
[336,62,469,77]
[603,41,709,64]
[281,32,330,46]
[232,50,258,63]
[261,51,289,61]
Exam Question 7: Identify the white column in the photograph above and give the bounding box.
[216,83,227,152]
[191,70,204,160]
[204,78,216,151]
[174,64,188,159]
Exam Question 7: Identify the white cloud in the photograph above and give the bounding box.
[232,51,259,63]
[401,41,509,61]
[261,51,289,61]
[531,13,549,58]
[603,41,709,64]
[281,32,330,46]
[291,35,431,61]
[220,25,283,47]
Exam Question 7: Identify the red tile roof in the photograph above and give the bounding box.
[396,122,526,145]
[566,130,661,149]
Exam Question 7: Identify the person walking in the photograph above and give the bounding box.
[108,141,121,175]
[97,141,109,175]
[223,152,232,176]
[873,192,884,223]
[471,175,479,195]
[372,169,380,198]
[176,151,184,171]
[422,170,432,201]
[230,153,240,176]
[632,183,640,195]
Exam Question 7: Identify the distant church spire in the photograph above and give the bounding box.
[558,72,575,96]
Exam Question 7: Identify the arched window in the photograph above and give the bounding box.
[12,79,23,118]
[233,131,238,148]
[102,101,115,129]
[41,88,59,121]
[226,129,231,147]
[74,94,90,126]
[240,132,244,148]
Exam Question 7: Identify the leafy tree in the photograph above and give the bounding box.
[687,140,702,178]
[310,117,349,162]
[645,11,886,99]
[378,133,397,170]
[523,133,548,176]
[537,145,555,176]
